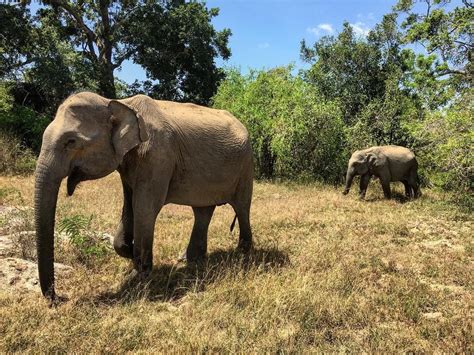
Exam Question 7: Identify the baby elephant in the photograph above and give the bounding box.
[342,145,421,199]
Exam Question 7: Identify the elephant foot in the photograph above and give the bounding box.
[237,239,253,254]
[177,250,187,262]
[123,267,151,287]
[47,293,68,308]
[185,246,207,263]
[114,242,133,259]
[342,190,349,195]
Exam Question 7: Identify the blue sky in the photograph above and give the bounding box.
[117,0,397,83]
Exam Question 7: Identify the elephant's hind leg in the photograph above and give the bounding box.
[408,169,421,198]
[186,206,216,262]
[402,180,413,198]
[114,180,134,259]
[231,177,253,253]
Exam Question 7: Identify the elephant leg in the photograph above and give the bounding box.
[186,206,216,262]
[380,179,391,199]
[359,174,371,199]
[231,176,253,253]
[132,181,168,278]
[402,180,413,198]
[409,173,421,198]
[114,179,134,259]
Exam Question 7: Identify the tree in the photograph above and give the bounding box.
[123,2,231,104]
[0,5,35,79]
[395,0,473,94]
[15,0,231,101]
[1,5,98,111]
[301,22,384,125]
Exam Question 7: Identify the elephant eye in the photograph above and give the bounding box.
[65,138,77,148]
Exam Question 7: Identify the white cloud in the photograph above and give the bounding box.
[258,42,270,49]
[318,23,334,34]
[307,23,334,36]
[350,22,371,37]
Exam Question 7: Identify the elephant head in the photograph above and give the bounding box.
[35,92,148,300]
[342,150,377,195]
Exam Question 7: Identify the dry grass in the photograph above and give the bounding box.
[0,172,472,352]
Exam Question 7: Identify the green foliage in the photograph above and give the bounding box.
[0,83,49,152]
[9,0,231,102]
[58,214,111,266]
[1,5,98,111]
[347,72,421,151]
[124,1,231,104]
[407,90,473,209]
[301,23,382,125]
[0,131,37,175]
[395,0,473,104]
[401,50,455,109]
[300,16,422,155]
[213,67,346,182]
[0,5,35,79]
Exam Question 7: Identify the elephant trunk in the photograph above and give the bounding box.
[343,168,355,195]
[35,153,62,300]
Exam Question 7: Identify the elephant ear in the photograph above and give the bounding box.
[366,152,378,171]
[108,100,149,163]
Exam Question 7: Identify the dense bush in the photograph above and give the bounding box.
[0,84,49,153]
[0,131,36,175]
[346,74,422,152]
[408,90,473,209]
[212,67,347,182]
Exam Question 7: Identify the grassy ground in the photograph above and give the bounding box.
[0,172,472,352]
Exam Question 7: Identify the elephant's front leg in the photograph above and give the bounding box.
[131,170,173,279]
[380,179,392,199]
[132,188,164,279]
[359,174,371,199]
[114,180,134,259]
[186,206,216,262]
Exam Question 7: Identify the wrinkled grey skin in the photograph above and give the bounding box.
[342,145,421,200]
[35,92,253,301]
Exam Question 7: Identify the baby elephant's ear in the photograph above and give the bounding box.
[365,152,378,168]
[108,100,149,163]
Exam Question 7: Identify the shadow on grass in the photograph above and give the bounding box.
[94,247,289,305]
[364,191,414,204]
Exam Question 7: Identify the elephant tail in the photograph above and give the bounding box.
[230,214,238,232]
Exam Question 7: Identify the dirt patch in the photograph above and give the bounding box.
[0,204,74,294]
[0,257,72,294]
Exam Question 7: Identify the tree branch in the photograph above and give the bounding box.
[49,0,98,59]
[98,0,112,62]
[434,68,468,77]
[112,47,136,69]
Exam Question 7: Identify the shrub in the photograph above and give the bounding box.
[58,214,111,267]
[213,67,346,183]
[0,131,37,175]
[346,75,421,153]
[0,83,49,153]
[408,90,473,209]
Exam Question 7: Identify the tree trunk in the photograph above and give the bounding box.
[98,62,116,99]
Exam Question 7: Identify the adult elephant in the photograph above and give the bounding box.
[342,145,420,200]
[35,92,253,301]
